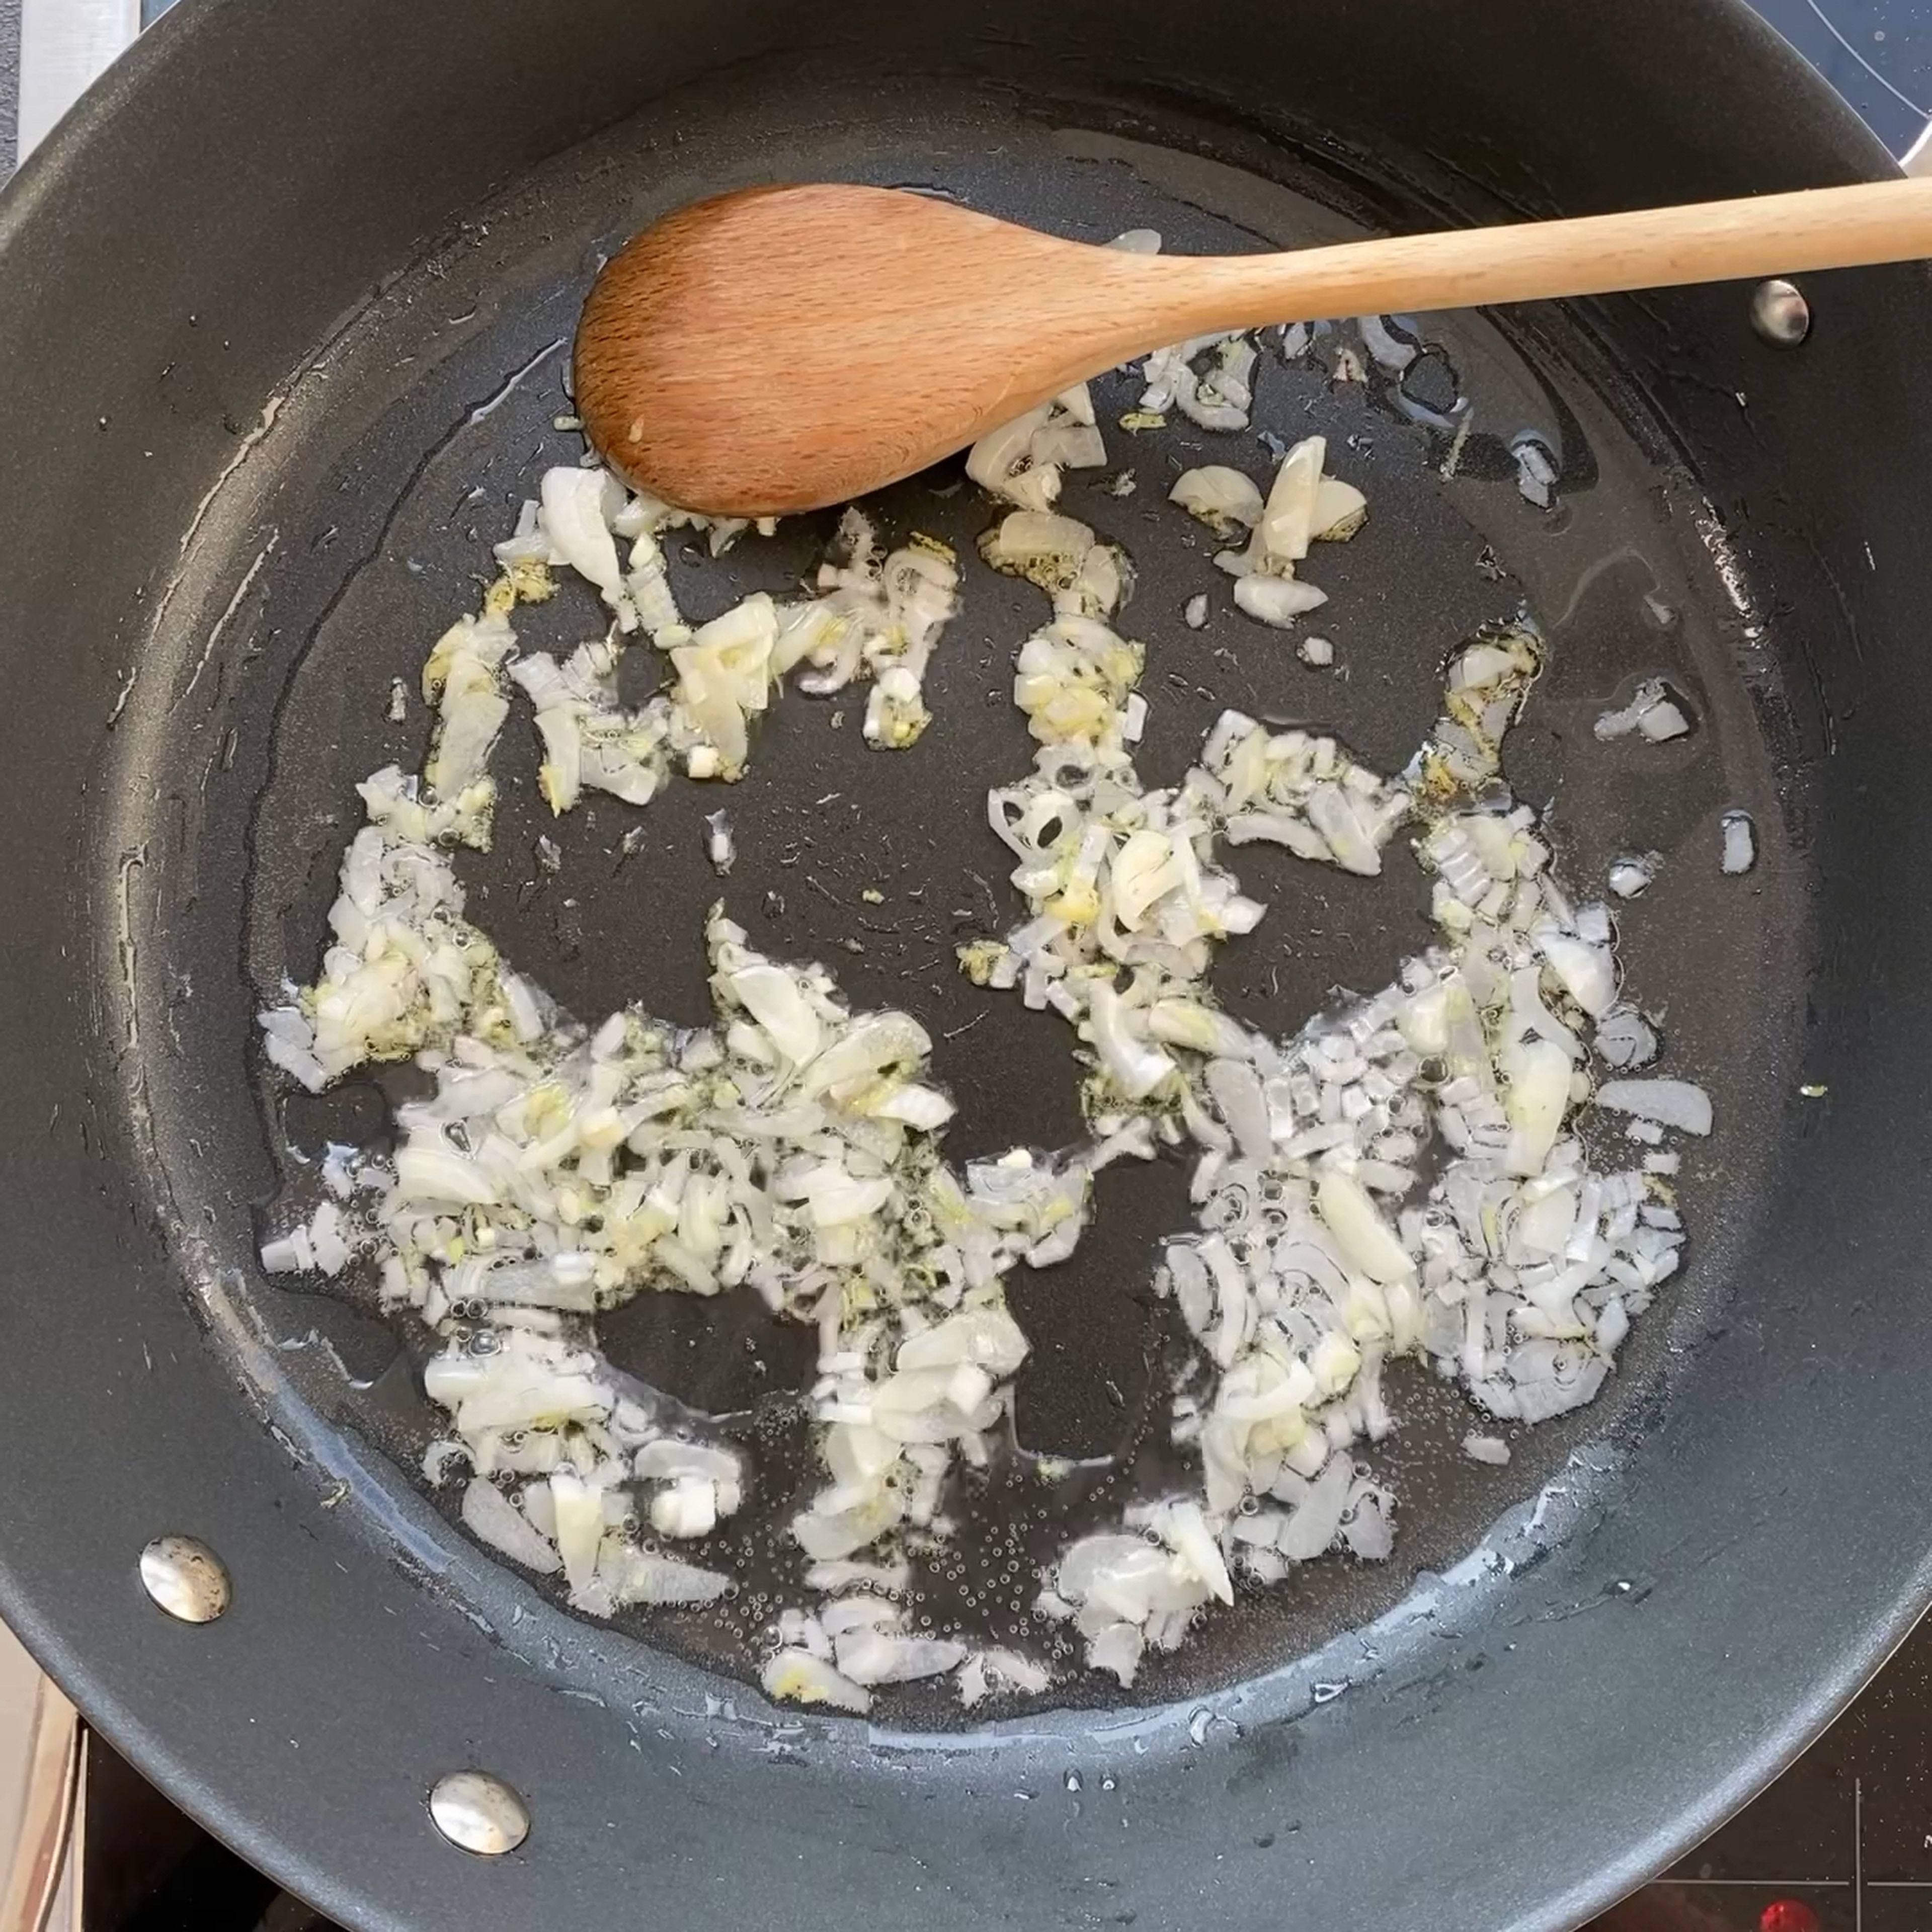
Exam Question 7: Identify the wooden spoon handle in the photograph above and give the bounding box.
[1150,177,1932,337]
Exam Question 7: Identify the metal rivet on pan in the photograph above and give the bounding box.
[137,1535,231,1624]
[429,1770,530,1856]
[1749,278,1811,347]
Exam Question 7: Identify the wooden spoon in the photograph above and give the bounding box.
[574,178,1932,516]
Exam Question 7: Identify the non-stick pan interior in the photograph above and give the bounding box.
[169,77,1801,1715]
[8,3,1932,1928]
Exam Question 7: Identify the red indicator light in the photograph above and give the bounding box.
[1758,1900,1819,1932]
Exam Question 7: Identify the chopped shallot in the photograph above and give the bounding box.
[253,258,1715,1718]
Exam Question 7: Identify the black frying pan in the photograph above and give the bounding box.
[1,2,1928,1927]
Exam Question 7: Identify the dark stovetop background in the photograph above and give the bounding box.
[1743,0,1931,153]
[1,2,1927,1928]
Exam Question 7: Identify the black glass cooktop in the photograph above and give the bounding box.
[1742,0,1930,154]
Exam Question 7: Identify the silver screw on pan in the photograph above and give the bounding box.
[1750,278,1811,346]
[428,1770,530,1857]
[137,1535,231,1624]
